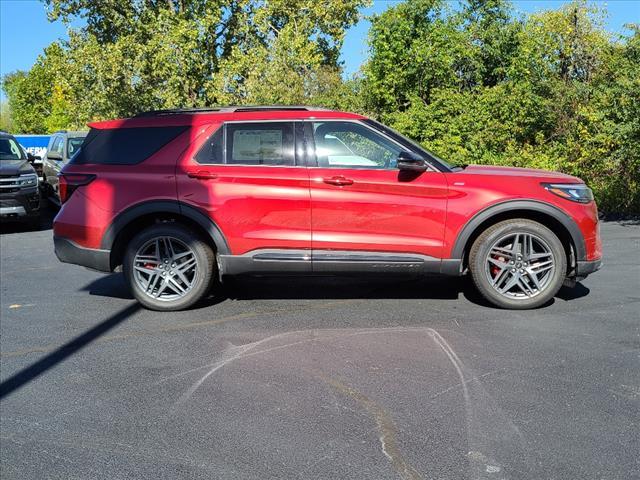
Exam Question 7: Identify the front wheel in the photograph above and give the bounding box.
[123,223,215,311]
[469,219,567,309]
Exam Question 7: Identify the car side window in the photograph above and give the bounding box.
[226,122,294,166]
[50,136,63,157]
[194,126,224,164]
[67,138,84,160]
[312,121,402,169]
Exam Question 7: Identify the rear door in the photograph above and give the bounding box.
[307,120,449,271]
[176,121,312,269]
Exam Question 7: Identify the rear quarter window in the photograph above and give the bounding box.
[70,126,188,165]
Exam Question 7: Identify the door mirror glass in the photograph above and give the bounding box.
[397,151,428,172]
[47,151,63,161]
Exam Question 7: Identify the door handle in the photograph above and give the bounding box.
[323,176,354,186]
[187,170,218,180]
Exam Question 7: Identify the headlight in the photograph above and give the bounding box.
[542,183,594,203]
[18,173,39,187]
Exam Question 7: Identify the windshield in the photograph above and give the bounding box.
[362,119,453,171]
[0,137,26,161]
[67,137,85,157]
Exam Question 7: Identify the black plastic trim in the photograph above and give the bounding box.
[100,200,231,255]
[575,259,602,277]
[54,236,111,272]
[440,259,463,276]
[451,200,587,261]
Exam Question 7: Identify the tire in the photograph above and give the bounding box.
[469,219,567,309]
[123,223,215,311]
[41,176,57,206]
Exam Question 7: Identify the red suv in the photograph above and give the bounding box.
[53,106,602,310]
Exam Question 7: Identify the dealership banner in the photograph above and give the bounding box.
[15,135,50,158]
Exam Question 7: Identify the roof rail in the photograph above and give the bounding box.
[134,105,329,117]
[134,108,224,117]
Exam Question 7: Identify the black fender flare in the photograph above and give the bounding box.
[100,200,230,255]
[450,199,586,261]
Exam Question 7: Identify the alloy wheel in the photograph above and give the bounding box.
[132,236,198,301]
[484,232,556,299]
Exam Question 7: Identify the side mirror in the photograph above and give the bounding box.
[27,153,36,163]
[397,152,428,172]
[47,151,62,161]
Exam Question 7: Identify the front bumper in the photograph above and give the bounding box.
[575,259,602,279]
[54,236,111,272]
[0,205,28,216]
[0,187,40,219]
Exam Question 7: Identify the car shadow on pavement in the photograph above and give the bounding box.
[82,272,135,300]
[556,282,590,301]
[84,272,493,308]
[0,303,140,400]
[83,272,591,309]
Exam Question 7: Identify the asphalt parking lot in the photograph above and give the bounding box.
[1,206,638,480]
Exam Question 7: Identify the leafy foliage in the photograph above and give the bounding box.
[2,0,638,213]
[4,0,366,127]
[362,0,639,213]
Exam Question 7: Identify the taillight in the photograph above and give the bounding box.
[58,173,96,204]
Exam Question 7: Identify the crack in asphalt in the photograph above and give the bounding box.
[321,374,424,480]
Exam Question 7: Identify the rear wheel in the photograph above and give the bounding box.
[469,219,567,309]
[123,223,215,311]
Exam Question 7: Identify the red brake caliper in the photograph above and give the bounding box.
[491,256,505,277]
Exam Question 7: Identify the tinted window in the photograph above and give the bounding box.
[70,126,188,165]
[312,121,402,169]
[226,122,294,166]
[67,137,85,158]
[194,126,223,164]
[0,137,25,161]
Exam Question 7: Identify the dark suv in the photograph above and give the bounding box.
[0,131,41,227]
[41,130,87,204]
[53,107,602,311]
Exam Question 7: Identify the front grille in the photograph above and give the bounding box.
[0,199,20,208]
[0,175,32,192]
[0,175,21,191]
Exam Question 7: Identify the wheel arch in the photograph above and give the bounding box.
[452,200,586,272]
[102,200,230,270]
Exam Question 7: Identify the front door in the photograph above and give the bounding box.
[307,120,448,272]
[176,121,312,272]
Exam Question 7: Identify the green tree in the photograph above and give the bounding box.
[0,100,14,132]
[362,0,638,213]
[2,42,71,133]
[3,0,638,212]
[36,0,367,119]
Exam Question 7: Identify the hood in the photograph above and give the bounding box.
[461,164,582,182]
[0,159,36,176]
